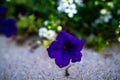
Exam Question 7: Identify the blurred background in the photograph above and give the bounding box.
[0,0,120,51]
[0,1,120,80]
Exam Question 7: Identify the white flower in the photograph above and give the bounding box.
[46,30,56,40]
[57,2,69,12]
[102,11,112,23]
[103,13,112,22]
[57,0,78,18]
[95,9,112,24]
[57,0,74,12]
[65,3,77,18]
[95,15,112,24]
[38,27,48,38]
[38,27,56,40]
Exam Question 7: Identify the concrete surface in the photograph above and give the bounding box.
[0,35,120,80]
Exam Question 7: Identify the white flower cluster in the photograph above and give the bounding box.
[95,9,112,24]
[38,27,56,40]
[57,0,84,18]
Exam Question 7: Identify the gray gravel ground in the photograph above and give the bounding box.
[0,35,120,80]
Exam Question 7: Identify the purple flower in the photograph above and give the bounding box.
[0,19,17,37]
[0,4,7,17]
[47,31,84,68]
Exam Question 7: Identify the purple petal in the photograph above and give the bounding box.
[73,39,84,51]
[1,19,17,37]
[65,31,84,51]
[71,52,82,63]
[47,41,63,58]
[57,31,72,40]
[55,52,71,68]
[56,31,66,43]
[47,48,61,58]
[58,31,84,51]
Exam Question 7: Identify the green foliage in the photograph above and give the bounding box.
[42,14,61,31]
[1,0,120,51]
[16,14,41,35]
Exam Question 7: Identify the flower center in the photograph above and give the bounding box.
[63,46,67,50]
[7,23,12,28]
